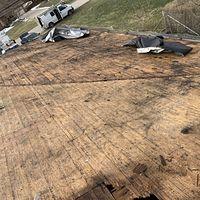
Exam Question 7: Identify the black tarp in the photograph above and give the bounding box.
[124,36,192,56]
[163,41,193,56]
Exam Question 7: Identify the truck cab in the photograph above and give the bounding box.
[37,4,74,29]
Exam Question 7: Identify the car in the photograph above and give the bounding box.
[20,32,39,44]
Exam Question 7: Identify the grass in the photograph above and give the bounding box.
[7,20,38,40]
[60,0,173,32]
[7,0,173,40]
[39,0,74,7]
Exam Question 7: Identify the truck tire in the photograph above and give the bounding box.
[68,9,74,16]
[49,22,55,28]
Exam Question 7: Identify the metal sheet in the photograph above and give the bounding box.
[42,26,90,43]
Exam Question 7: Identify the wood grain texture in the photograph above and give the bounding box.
[0,30,199,200]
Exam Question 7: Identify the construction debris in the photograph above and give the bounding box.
[41,26,90,43]
[124,36,193,56]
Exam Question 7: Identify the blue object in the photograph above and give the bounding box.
[20,32,39,44]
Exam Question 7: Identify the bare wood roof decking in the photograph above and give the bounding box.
[0,31,200,200]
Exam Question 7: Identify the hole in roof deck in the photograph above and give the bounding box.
[134,194,159,200]
[105,184,116,193]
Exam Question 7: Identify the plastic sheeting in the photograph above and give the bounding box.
[124,36,193,56]
[42,26,90,43]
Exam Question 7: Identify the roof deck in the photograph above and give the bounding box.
[0,30,199,200]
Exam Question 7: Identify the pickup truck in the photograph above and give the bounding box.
[37,3,74,29]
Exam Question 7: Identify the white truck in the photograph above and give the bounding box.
[37,3,74,29]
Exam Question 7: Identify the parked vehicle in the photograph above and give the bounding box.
[37,4,74,29]
[0,31,12,46]
[0,31,18,55]
[0,43,19,55]
[20,32,39,44]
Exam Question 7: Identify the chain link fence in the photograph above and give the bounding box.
[163,0,200,35]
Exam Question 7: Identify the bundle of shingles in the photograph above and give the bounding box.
[123,35,193,56]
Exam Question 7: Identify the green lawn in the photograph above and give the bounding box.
[7,20,38,40]
[60,0,173,32]
[7,0,173,40]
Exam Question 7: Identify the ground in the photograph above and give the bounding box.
[0,30,200,200]
[7,20,38,40]
[7,0,174,41]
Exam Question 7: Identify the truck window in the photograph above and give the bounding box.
[50,12,55,16]
[58,6,66,11]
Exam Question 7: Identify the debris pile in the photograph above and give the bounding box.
[42,26,90,43]
[124,36,193,56]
